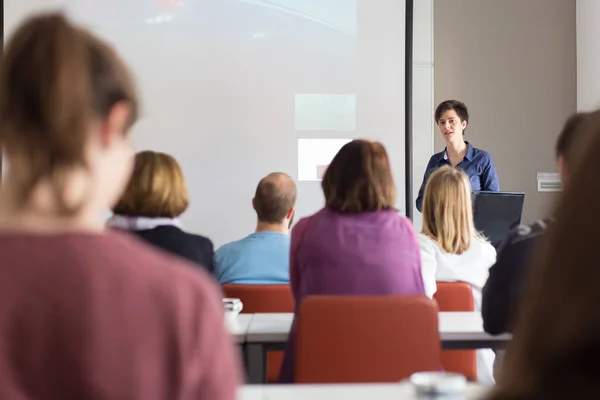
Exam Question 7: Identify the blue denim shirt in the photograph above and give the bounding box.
[416,142,499,212]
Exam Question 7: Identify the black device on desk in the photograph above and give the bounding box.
[472,191,525,248]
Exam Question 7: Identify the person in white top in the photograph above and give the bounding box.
[418,165,496,384]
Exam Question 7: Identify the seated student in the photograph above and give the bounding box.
[0,12,240,399]
[488,110,600,400]
[108,150,214,271]
[482,112,588,335]
[278,139,425,383]
[418,166,496,383]
[214,172,297,285]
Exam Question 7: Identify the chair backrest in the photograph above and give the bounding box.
[433,282,474,312]
[433,281,477,381]
[221,284,294,313]
[295,295,442,383]
[222,284,294,383]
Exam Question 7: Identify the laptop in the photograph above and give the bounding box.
[472,191,525,248]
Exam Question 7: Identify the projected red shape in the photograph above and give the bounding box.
[317,165,329,179]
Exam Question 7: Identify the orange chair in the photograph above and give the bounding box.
[295,295,442,383]
[222,284,294,313]
[222,284,294,382]
[433,282,477,381]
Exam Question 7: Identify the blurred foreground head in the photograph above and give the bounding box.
[0,12,139,227]
[489,110,600,399]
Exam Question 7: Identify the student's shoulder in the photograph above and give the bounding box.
[186,231,212,242]
[417,233,438,252]
[214,237,244,258]
[292,214,313,232]
[395,212,420,230]
[174,229,214,248]
[143,226,213,247]
[104,231,219,294]
[473,236,497,259]
[508,219,550,244]
[417,232,433,245]
[497,219,550,256]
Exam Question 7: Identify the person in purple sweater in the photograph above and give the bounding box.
[278,139,425,383]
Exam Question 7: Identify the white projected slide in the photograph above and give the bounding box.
[295,93,356,131]
[7,0,406,247]
[298,138,352,181]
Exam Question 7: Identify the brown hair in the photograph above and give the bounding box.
[489,110,600,399]
[555,112,589,162]
[113,151,189,218]
[322,140,396,213]
[435,100,469,132]
[0,12,138,213]
[253,173,297,224]
[422,166,480,254]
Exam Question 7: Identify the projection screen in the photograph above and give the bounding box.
[5,0,409,247]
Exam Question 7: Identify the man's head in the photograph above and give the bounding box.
[252,172,297,230]
[555,112,590,184]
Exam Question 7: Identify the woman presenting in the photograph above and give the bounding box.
[416,100,499,212]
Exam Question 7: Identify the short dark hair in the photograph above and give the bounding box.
[253,173,297,224]
[322,139,396,213]
[555,112,589,163]
[434,100,470,128]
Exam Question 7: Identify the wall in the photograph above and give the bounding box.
[411,0,435,231]
[577,0,600,111]
[434,0,576,223]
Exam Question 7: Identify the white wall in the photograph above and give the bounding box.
[577,0,600,111]
[411,0,435,231]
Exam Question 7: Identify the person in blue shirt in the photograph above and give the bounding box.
[416,100,499,212]
[214,172,297,285]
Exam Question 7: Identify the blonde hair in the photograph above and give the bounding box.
[421,166,478,254]
[112,151,189,218]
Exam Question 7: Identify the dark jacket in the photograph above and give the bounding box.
[481,219,551,335]
[132,226,214,273]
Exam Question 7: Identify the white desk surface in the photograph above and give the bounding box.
[243,312,511,343]
[227,314,254,344]
[438,311,511,342]
[245,313,292,342]
[238,382,490,399]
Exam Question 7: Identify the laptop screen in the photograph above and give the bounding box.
[472,191,525,248]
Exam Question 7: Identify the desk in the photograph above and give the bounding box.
[243,312,511,383]
[245,312,511,347]
[227,314,254,344]
[238,382,490,399]
[439,312,512,350]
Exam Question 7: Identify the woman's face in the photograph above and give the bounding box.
[437,109,467,144]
